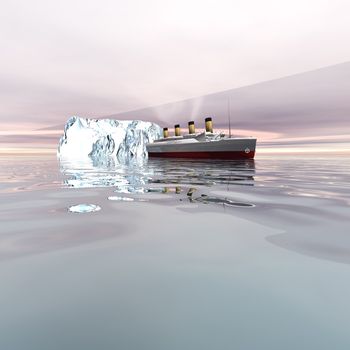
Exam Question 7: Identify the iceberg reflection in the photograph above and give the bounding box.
[59,157,255,191]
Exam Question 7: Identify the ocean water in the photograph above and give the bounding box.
[0,153,349,350]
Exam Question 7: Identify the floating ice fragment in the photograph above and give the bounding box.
[68,204,101,213]
[108,196,134,201]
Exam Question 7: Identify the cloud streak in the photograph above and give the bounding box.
[108,62,350,139]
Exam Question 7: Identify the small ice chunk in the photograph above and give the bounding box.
[68,204,101,213]
[108,196,134,201]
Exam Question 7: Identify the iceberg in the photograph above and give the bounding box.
[57,116,162,161]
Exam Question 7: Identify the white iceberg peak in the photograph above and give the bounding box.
[58,116,162,161]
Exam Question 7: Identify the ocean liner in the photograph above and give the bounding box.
[146,118,256,159]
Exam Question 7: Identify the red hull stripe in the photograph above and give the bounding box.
[148,151,255,160]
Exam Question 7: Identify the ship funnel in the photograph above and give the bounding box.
[163,127,169,138]
[174,124,181,136]
[205,117,213,133]
[188,121,195,134]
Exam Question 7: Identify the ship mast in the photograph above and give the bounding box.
[227,95,232,138]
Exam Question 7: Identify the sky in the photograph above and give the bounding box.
[110,62,350,137]
[0,0,350,151]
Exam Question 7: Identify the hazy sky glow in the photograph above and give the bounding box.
[0,0,350,151]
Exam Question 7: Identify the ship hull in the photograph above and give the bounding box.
[148,150,255,159]
[147,137,256,160]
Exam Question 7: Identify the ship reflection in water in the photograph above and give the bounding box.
[59,157,256,208]
[59,157,255,190]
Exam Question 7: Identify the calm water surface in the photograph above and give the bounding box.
[0,153,349,349]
